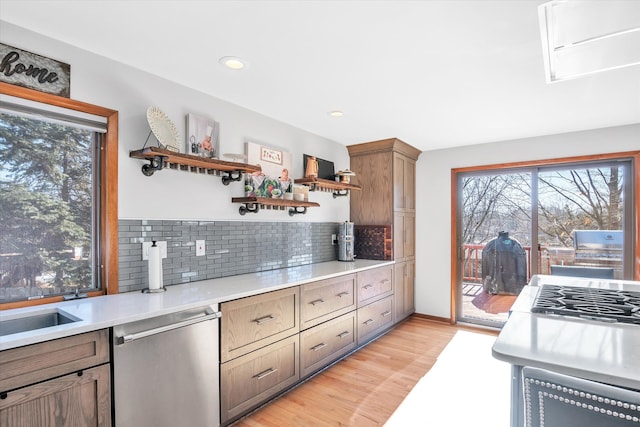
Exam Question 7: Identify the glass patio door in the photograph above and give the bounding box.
[456,159,634,327]
[457,170,532,327]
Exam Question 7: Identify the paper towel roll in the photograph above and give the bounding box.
[148,242,162,290]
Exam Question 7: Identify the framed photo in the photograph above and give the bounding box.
[186,113,219,158]
[260,146,283,165]
[245,141,292,198]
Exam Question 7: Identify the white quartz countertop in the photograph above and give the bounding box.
[492,275,640,390]
[0,259,393,351]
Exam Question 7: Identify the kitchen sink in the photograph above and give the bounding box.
[0,309,81,337]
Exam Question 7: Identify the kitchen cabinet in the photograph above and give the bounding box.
[394,260,416,322]
[300,311,357,378]
[357,295,394,345]
[393,152,416,211]
[220,287,300,363]
[300,274,356,330]
[220,287,300,424]
[0,330,111,426]
[356,265,393,306]
[393,211,415,259]
[219,265,394,425]
[348,138,421,324]
[221,334,299,423]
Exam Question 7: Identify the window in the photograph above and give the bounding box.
[452,153,639,327]
[0,84,118,308]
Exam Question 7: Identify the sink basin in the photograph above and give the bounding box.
[0,309,81,337]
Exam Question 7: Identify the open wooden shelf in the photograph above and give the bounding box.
[129,147,261,184]
[232,197,320,216]
[294,177,361,198]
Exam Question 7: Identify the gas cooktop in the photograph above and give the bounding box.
[531,284,640,325]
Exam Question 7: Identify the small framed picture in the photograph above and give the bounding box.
[260,146,283,165]
[186,113,219,158]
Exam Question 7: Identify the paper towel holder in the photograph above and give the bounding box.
[142,240,167,293]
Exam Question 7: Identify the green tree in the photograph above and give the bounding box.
[0,114,93,292]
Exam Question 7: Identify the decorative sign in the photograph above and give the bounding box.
[0,43,70,97]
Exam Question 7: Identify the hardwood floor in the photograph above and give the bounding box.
[232,316,497,426]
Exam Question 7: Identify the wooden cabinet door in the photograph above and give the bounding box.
[0,330,110,392]
[393,153,416,211]
[356,266,393,306]
[0,364,111,427]
[393,212,415,260]
[357,296,394,345]
[394,261,415,322]
[349,152,394,225]
[300,274,356,330]
[220,334,299,424]
[403,213,415,258]
[300,311,357,378]
[221,287,299,362]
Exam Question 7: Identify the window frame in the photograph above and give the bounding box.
[0,82,118,309]
[450,151,640,324]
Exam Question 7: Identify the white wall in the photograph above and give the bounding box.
[0,22,350,222]
[415,123,640,319]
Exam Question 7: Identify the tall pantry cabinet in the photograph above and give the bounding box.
[347,138,421,323]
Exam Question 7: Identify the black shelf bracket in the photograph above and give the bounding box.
[141,155,169,176]
[332,190,349,198]
[289,207,308,216]
[239,203,260,215]
[222,171,243,185]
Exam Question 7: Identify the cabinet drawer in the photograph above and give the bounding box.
[220,334,299,424]
[0,329,110,392]
[300,274,356,330]
[221,287,299,362]
[356,266,393,306]
[0,363,111,426]
[300,311,357,378]
[357,296,394,345]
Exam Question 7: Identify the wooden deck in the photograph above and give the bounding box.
[462,282,516,323]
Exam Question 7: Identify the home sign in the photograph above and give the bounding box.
[0,43,70,97]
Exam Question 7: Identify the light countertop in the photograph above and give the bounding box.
[492,275,640,390]
[0,259,393,351]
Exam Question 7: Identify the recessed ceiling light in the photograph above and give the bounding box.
[219,56,246,70]
[328,110,344,118]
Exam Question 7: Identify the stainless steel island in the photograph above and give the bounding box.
[492,275,640,426]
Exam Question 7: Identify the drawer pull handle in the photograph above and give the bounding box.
[310,298,325,306]
[336,291,350,298]
[382,279,391,284]
[363,284,374,290]
[381,311,392,317]
[311,342,327,351]
[363,319,375,326]
[253,368,278,380]
[254,315,276,325]
[337,331,351,338]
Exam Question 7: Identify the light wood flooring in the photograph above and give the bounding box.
[232,316,498,426]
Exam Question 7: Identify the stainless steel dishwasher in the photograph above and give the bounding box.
[112,304,221,427]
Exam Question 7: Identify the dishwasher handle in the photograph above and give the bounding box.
[116,310,221,345]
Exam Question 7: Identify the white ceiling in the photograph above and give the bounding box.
[1,0,639,152]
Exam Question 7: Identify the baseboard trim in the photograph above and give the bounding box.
[412,312,452,324]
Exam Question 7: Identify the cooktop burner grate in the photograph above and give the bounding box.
[532,284,640,324]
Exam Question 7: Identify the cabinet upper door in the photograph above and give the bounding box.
[393,153,416,211]
[350,152,394,225]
